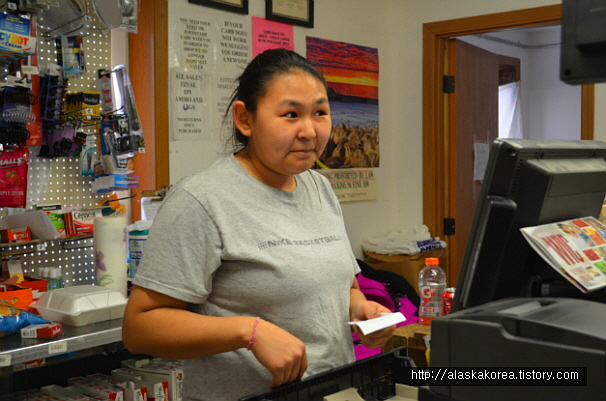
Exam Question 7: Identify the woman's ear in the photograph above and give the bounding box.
[232,101,253,137]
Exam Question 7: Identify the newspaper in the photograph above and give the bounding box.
[520,216,606,293]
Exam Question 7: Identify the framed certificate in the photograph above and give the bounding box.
[188,0,249,14]
[266,0,314,28]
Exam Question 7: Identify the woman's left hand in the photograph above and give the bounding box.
[350,300,396,348]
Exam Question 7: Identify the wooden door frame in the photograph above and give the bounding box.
[422,4,595,283]
[128,0,170,221]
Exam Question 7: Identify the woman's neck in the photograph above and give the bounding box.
[234,151,297,191]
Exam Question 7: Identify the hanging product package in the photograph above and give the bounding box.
[0,147,29,208]
[111,65,145,155]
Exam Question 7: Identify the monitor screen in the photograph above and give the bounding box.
[452,139,606,312]
[560,0,606,85]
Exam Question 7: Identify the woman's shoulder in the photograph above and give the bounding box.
[168,156,239,198]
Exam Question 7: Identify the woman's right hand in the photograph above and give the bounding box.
[248,318,308,389]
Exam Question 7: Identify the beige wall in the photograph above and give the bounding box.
[125,0,606,258]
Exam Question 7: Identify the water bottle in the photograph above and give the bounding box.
[47,267,65,290]
[418,257,446,325]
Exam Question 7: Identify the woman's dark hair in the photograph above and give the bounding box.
[225,48,327,151]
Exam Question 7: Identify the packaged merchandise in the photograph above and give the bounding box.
[127,220,152,279]
[0,283,32,309]
[0,299,48,337]
[18,275,48,303]
[0,209,60,240]
[90,373,148,401]
[0,12,36,58]
[20,322,63,338]
[0,146,29,208]
[63,208,103,236]
[121,358,183,401]
[55,36,85,79]
[42,384,105,401]
[35,204,66,237]
[68,376,124,401]
[0,226,31,242]
[112,367,164,401]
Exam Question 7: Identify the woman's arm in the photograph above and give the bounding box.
[122,285,252,358]
[122,285,307,388]
[349,277,396,348]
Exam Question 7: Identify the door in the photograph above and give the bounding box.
[448,39,499,284]
[422,5,595,288]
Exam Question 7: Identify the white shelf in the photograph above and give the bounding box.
[0,319,123,368]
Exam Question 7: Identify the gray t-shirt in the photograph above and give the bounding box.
[133,155,359,401]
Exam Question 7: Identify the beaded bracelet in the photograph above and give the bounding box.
[247,317,261,351]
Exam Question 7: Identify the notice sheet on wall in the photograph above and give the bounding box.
[169,3,251,141]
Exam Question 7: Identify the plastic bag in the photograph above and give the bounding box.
[0,300,49,337]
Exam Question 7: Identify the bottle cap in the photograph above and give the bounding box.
[425,257,439,265]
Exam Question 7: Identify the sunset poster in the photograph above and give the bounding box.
[306,37,380,169]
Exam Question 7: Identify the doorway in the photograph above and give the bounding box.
[421,4,596,287]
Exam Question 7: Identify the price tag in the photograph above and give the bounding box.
[48,341,68,355]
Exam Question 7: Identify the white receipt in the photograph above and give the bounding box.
[348,312,406,335]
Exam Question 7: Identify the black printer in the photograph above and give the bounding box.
[427,297,606,401]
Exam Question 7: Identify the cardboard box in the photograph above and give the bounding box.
[2,258,24,282]
[0,210,61,240]
[363,248,447,295]
[89,373,149,401]
[382,322,431,367]
[68,376,124,401]
[20,322,63,338]
[0,284,33,310]
[19,275,48,301]
[64,208,103,236]
[35,204,66,237]
[121,359,183,401]
[1,226,32,242]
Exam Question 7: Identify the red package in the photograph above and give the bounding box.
[20,322,63,338]
[0,146,29,208]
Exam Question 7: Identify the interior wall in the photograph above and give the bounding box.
[459,27,582,140]
[526,28,582,140]
[116,0,606,259]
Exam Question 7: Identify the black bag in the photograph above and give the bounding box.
[356,259,420,316]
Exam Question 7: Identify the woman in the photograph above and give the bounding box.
[122,48,395,401]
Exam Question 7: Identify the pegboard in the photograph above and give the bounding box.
[33,0,113,210]
[1,0,115,286]
[1,237,95,285]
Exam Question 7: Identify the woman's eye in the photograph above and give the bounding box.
[284,112,298,118]
[315,110,328,116]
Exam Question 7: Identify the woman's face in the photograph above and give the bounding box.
[235,70,332,187]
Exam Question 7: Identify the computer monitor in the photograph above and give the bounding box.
[560,0,606,84]
[452,139,606,312]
